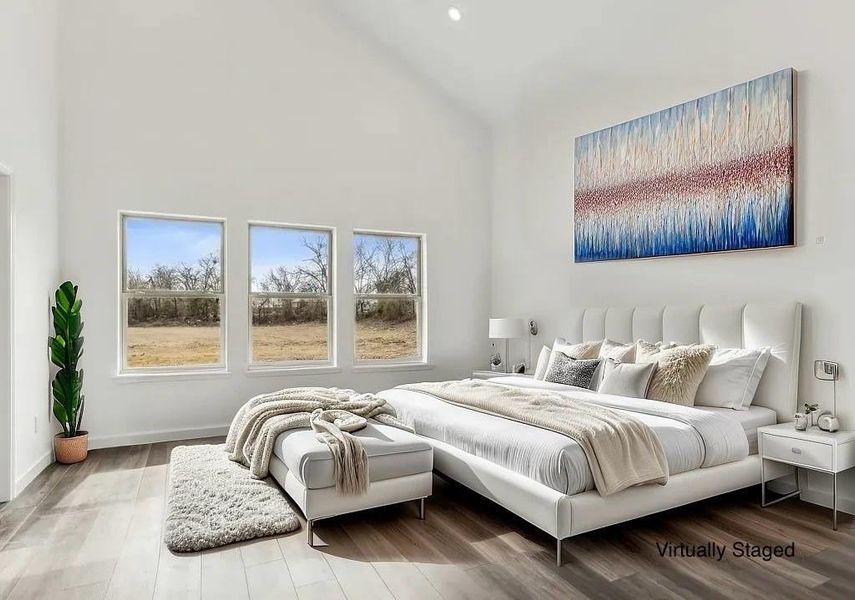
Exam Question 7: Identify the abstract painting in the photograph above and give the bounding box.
[574,69,794,262]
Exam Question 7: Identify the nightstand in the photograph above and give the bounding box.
[471,370,533,380]
[758,423,855,529]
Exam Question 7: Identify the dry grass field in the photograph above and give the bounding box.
[126,319,418,367]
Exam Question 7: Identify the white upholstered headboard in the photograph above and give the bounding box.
[560,302,802,422]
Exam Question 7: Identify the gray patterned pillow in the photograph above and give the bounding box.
[543,353,601,388]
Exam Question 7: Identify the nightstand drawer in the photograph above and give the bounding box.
[763,434,833,470]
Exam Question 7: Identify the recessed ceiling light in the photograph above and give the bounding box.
[448,6,463,22]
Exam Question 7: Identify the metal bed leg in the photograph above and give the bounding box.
[556,538,563,567]
[418,498,426,520]
[307,519,314,547]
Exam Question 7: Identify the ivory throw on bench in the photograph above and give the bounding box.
[399,380,669,495]
[226,387,411,493]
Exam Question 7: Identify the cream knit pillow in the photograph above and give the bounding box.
[637,344,715,406]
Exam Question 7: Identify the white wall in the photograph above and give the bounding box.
[58,0,491,447]
[491,1,855,510]
[0,0,60,494]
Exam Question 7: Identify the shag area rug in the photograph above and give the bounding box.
[164,444,300,552]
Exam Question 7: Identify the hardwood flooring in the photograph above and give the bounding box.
[1,438,853,599]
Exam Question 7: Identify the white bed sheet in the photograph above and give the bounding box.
[695,405,777,454]
[381,376,749,496]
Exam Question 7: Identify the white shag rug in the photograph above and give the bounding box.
[164,444,300,552]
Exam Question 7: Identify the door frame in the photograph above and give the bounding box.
[0,163,15,502]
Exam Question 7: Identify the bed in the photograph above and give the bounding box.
[379,302,802,565]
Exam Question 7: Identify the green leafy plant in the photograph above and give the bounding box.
[49,281,85,437]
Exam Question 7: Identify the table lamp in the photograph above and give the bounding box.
[489,318,526,373]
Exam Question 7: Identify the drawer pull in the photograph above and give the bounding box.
[791,448,802,455]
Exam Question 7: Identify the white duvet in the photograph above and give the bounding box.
[380,376,750,496]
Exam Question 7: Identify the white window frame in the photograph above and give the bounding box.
[247,221,335,369]
[353,229,426,366]
[119,211,227,374]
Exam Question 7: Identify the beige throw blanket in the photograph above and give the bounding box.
[225,387,410,494]
[399,380,668,496]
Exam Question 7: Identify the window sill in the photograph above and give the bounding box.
[245,366,341,377]
[351,362,434,374]
[113,369,231,384]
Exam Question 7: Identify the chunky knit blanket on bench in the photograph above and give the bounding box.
[225,387,411,495]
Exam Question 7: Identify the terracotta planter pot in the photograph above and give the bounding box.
[55,432,89,464]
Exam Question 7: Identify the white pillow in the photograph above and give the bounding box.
[590,339,636,389]
[533,345,551,380]
[694,347,771,410]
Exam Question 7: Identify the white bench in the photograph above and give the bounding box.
[268,423,433,545]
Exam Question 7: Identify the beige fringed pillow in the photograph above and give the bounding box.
[637,343,715,406]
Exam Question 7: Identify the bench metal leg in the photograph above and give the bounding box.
[556,538,563,567]
[418,498,426,520]
[307,519,314,547]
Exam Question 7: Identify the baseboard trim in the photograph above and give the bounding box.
[15,451,52,496]
[88,425,230,450]
[799,487,855,516]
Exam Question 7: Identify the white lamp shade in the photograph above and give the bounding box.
[489,318,526,339]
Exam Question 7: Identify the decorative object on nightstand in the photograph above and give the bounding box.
[512,362,526,374]
[759,423,855,530]
[488,318,526,374]
[472,370,533,380]
[815,359,841,432]
[794,412,808,431]
[803,402,819,427]
[490,352,502,372]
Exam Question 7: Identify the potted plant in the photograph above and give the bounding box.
[49,281,87,464]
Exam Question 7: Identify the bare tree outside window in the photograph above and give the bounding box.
[353,232,423,362]
[249,225,333,365]
[121,215,225,370]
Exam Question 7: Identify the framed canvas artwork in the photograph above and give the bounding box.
[573,68,795,262]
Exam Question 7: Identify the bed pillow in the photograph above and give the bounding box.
[637,344,715,406]
[545,338,602,377]
[533,345,552,380]
[694,347,771,410]
[600,339,636,363]
[543,353,601,388]
[552,338,602,359]
[590,339,637,390]
[598,360,657,398]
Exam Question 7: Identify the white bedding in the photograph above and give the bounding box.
[695,405,777,454]
[380,376,752,496]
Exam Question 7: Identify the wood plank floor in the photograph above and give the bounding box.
[1,438,854,599]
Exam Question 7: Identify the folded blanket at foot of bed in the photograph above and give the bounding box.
[398,380,669,496]
[225,387,411,494]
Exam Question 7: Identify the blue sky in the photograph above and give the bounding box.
[250,226,328,289]
[126,217,222,273]
[126,218,417,286]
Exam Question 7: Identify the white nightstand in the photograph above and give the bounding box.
[758,423,855,530]
[472,370,533,380]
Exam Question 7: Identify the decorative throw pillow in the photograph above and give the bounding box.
[637,344,715,406]
[694,347,771,410]
[543,354,601,388]
[533,345,552,380]
[590,339,637,390]
[546,338,602,377]
[599,360,657,398]
[636,339,676,356]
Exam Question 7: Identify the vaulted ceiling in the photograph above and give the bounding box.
[327,0,804,123]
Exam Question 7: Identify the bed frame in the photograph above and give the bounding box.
[430,302,802,565]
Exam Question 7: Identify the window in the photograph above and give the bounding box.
[353,232,424,363]
[121,214,225,372]
[249,223,333,366]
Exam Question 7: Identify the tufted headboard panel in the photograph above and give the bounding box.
[562,302,802,422]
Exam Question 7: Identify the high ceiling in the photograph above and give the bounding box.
[326,0,790,123]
